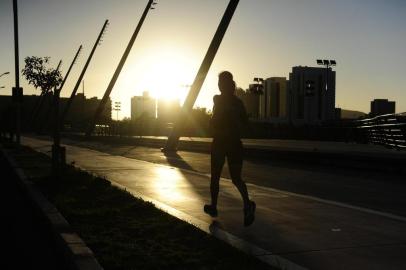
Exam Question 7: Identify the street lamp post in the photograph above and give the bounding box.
[316,59,336,122]
[113,101,121,136]
[251,77,264,94]
[0,72,10,139]
[114,101,121,121]
[316,59,336,92]
[251,77,264,119]
[13,0,23,145]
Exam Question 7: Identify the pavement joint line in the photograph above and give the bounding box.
[25,138,406,223]
[97,176,308,270]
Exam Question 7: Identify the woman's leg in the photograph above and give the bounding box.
[210,141,225,207]
[227,141,250,209]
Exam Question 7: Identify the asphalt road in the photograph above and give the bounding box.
[34,135,406,217]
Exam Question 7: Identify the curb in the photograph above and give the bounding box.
[106,180,308,270]
[0,147,103,270]
[64,133,406,173]
[21,137,307,270]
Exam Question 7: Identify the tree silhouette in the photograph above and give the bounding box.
[22,56,62,94]
[248,84,263,95]
[22,56,64,176]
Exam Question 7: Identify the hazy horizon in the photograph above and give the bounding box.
[1,0,405,118]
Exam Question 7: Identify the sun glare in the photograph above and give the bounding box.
[136,47,197,102]
[151,166,203,204]
[111,44,201,118]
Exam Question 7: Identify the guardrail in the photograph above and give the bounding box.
[357,113,406,150]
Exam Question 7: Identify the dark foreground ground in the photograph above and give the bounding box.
[2,142,275,270]
[0,154,67,270]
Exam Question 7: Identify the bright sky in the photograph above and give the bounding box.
[1,0,405,119]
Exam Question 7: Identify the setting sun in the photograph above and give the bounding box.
[110,42,204,119]
[134,45,197,102]
[3,1,406,269]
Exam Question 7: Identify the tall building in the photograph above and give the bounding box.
[259,77,288,121]
[131,91,156,121]
[370,99,395,116]
[288,66,336,125]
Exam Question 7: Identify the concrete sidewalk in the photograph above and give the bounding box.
[23,137,406,270]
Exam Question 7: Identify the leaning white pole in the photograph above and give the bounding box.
[164,0,240,151]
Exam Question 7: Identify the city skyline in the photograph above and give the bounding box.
[1,0,405,119]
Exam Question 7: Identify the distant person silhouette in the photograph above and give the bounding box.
[204,71,256,227]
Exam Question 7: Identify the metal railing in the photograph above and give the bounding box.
[357,113,406,150]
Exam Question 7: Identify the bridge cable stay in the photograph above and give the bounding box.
[85,0,157,137]
[61,20,109,128]
[163,0,240,151]
[39,45,83,132]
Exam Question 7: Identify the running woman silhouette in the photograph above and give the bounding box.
[204,71,256,226]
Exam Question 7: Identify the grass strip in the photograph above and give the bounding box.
[11,145,274,270]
